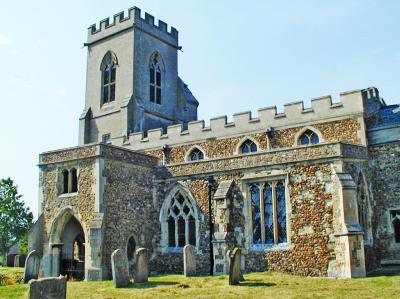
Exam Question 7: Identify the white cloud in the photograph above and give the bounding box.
[0,34,13,46]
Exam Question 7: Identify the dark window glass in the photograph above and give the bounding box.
[103,87,109,103]
[156,87,161,105]
[178,217,186,247]
[70,168,78,193]
[62,170,69,194]
[103,70,109,85]
[156,69,161,86]
[264,183,274,244]
[168,217,175,247]
[110,85,115,101]
[394,219,400,243]
[251,184,262,244]
[110,67,116,83]
[188,216,196,246]
[150,86,155,103]
[127,237,136,261]
[276,182,287,243]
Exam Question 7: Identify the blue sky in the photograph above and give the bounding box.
[0,0,399,218]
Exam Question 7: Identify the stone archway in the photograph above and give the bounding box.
[48,208,86,280]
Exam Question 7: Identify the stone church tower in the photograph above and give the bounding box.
[79,7,198,145]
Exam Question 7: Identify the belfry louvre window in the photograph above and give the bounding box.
[240,139,258,154]
[166,192,196,247]
[150,56,162,104]
[189,148,204,161]
[299,129,319,145]
[250,180,287,245]
[61,168,78,194]
[101,52,117,104]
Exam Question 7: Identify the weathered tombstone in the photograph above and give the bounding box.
[27,275,67,299]
[135,248,149,283]
[183,244,196,276]
[111,249,130,288]
[24,251,41,283]
[228,247,242,285]
[14,254,20,267]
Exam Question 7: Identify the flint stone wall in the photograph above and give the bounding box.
[368,141,400,266]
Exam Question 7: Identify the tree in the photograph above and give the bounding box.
[0,178,33,258]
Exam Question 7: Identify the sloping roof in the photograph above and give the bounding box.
[214,180,234,199]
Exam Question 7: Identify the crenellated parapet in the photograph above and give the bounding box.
[87,6,178,46]
[124,88,369,150]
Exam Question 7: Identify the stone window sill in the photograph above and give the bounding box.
[58,192,78,198]
[250,243,293,252]
[164,247,183,254]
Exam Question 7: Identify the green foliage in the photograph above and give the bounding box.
[18,234,28,255]
[0,178,33,257]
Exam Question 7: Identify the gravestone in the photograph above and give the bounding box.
[183,244,196,276]
[24,250,41,283]
[135,248,149,283]
[111,249,130,288]
[228,247,242,285]
[27,276,66,299]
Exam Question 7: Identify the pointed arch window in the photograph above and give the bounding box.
[101,52,117,105]
[240,139,258,154]
[150,54,162,104]
[299,129,319,145]
[390,210,400,243]
[188,148,204,161]
[163,191,197,248]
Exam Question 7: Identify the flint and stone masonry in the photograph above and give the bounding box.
[28,6,400,281]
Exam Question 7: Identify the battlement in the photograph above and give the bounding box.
[123,88,371,150]
[87,6,178,46]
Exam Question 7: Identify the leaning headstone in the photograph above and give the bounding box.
[27,275,66,299]
[183,244,196,276]
[24,250,41,283]
[228,247,242,285]
[111,249,130,288]
[135,248,149,283]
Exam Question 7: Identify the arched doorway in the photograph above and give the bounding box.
[48,209,86,280]
[60,217,85,280]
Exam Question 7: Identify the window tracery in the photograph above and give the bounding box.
[299,129,319,145]
[101,52,117,104]
[240,139,258,154]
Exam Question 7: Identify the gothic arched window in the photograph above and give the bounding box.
[150,54,162,104]
[101,52,117,105]
[390,210,400,243]
[240,139,258,154]
[299,129,319,145]
[164,191,197,248]
[188,148,204,161]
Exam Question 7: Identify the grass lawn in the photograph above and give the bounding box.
[0,270,399,299]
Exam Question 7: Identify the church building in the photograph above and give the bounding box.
[29,6,400,280]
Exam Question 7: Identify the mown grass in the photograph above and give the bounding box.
[0,267,24,286]
[0,270,399,299]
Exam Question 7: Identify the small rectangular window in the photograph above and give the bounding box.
[102,134,111,144]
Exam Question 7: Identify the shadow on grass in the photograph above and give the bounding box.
[238,280,276,287]
[125,281,178,289]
